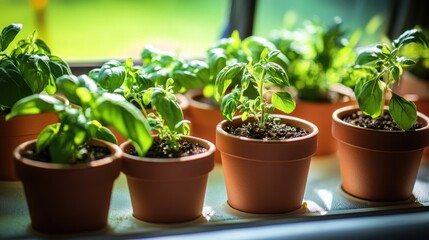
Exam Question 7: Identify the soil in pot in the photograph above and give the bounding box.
[22,144,112,163]
[223,119,309,140]
[125,138,208,158]
[342,111,424,131]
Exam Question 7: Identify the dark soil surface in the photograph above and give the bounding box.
[342,111,424,131]
[126,138,207,158]
[23,144,112,163]
[224,120,309,140]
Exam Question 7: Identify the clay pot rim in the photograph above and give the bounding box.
[333,105,429,133]
[216,114,319,143]
[120,135,216,163]
[14,139,122,170]
[185,89,218,110]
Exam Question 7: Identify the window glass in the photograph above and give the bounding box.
[0,0,229,61]
[253,0,393,45]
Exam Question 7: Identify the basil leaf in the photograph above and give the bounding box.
[36,123,60,153]
[94,93,152,157]
[214,63,245,102]
[265,62,289,87]
[97,63,126,92]
[19,54,51,93]
[95,126,117,144]
[271,91,296,114]
[1,24,22,51]
[389,93,417,130]
[220,92,238,121]
[0,59,32,108]
[355,49,379,65]
[357,79,383,118]
[151,89,184,133]
[6,94,64,120]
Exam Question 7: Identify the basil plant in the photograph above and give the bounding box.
[215,48,295,128]
[6,74,152,163]
[352,28,428,130]
[0,24,70,111]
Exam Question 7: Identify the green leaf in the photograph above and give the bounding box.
[355,49,379,65]
[389,65,402,81]
[36,123,59,154]
[208,48,227,76]
[19,54,51,93]
[151,89,184,133]
[0,59,32,108]
[97,63,126,92]
[389,93,417,130]
[34,39,51,54]
[56,74,98,105]
[48,133,79,163]
[356,79,383,118]
[6,94,64,120]
[48,55,71,79]
[392,28,429,49]
[265,62,289,87]
[95,126,117,144]
[94,93,152,157]
[214,63,245,102]
[1,24,22,51]
[397,57,416,67]
[271,91,296,114]
[220,92,238,121]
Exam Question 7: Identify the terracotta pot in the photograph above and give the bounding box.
[120,135,215,223]
[332,105,429,201]
[14,139,121,234]
[186,89,223,164]
[0,112,58,181]
[110,94,190,145]
[216,114,318,214]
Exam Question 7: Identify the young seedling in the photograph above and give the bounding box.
[352,29,428,130]
[142,78,190,156]
[215,48,295,128]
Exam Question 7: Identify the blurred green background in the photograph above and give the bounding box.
[0,0,391,61]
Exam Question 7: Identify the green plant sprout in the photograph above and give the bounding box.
[215,48,295,128]
[6,74,152,163]
[142,78,190,154]
[206,31,288,99]
[352,28,428,130]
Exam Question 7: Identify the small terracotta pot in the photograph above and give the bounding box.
[332,105,429,201]
[120,135,215,223]
[216,114,318,214]
[14,139,121,234]
[186,89,224,164]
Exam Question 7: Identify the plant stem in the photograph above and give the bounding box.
[380,71,390,116]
